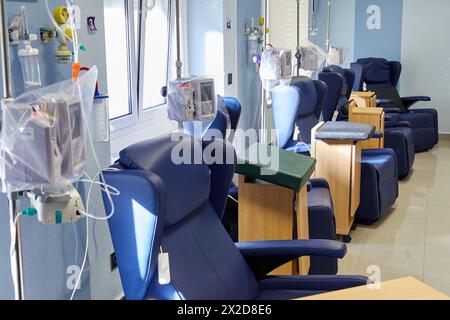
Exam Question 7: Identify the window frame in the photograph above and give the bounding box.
[109,0,183,137]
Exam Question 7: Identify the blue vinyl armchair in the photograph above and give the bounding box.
[316,69,399,223]
[102,134,368,300]
[351,58,439,152]
[320,65,416,179]
[211,95,338,275]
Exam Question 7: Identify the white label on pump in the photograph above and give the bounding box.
[158,252,171,285]
[332,111,339,122]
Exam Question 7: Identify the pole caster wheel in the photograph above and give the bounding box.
[342,235,352,243]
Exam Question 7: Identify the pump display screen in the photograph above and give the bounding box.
[200,83,213,102]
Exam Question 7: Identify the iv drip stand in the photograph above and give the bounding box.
[0,0,25,300]
[295,0,301,76]
[175,0,182,80]
[326,0,332,61]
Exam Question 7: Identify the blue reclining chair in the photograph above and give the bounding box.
[209,97,241,241]
[272,77,339,274]
[318,67,399,223]
[320,65,415,179]
[351,58,439,152]
[102,134,368,300]
[212,95,338,275]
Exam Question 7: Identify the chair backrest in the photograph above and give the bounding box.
[102,134,259,300]
[351,58,405,111]
[351,58,402,91]
[209,97,242,139]
[319,65,356,121]
[272,76,327,147]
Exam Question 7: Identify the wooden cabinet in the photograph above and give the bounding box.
[349,101,385,149]
[236,143,316,276]
[311,123,362,237]
[351,91,377,108]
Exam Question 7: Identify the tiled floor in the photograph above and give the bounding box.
[338,138,450,295]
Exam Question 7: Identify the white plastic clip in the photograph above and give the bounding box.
[158,246,171,285]
[332,111,339,122]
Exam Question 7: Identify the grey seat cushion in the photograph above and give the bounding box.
[315,121,375,141]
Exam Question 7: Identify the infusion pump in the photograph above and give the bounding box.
[2,95,87,225]
[2,94,86,188]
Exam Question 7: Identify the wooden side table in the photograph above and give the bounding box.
[236,143,316,276]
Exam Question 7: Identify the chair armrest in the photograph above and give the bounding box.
[236,240,347,278]
[385,120,412,129]
[309,178,330,190]
[402,96,431,109]
[383,107,402,114]
[372,132,383,139]
[350,107,383,116]
[376,99,393,105]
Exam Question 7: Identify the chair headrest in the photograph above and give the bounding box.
[223,97,242,131]
[271,85,300,149]
[119,134,211,228]
[322,65,348,96]
[357,58,392,85]
[290,76,319,117]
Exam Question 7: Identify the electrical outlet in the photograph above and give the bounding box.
[110,252,118,271]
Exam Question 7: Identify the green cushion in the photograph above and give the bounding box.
[236,143,316,192]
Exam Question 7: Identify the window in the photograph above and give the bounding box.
[104,0,178,126]
[104,0,132,119]
[140,0,171,110]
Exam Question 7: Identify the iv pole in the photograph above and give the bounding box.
[175,0,182,79]
[295,0,301,76]
[0,0,25,300]
[326,0,331,53]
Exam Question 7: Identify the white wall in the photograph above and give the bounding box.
[401,0,450,133]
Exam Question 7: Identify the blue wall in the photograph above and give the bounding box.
[309,0,329,51]
[354,0,403,61]
[329,0,355,67]
[0,0,112,300]
[310,0,403,63]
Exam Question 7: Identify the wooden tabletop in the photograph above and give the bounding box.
[299,277,449,300]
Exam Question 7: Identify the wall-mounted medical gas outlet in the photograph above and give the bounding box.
[27,186,85,225]
[40,27,57,43]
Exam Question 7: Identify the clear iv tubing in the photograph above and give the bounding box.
[69,83,118,300]
[65,0,79,63]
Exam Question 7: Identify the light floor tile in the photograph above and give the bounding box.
[425,220,450,256]
[365,232,425,255]
[348,227,370,245]
[338,252,361,275]
[397,187,429,206]
[356,249,424,279]
[346,139,450,289]
[428,190,450,207]
[424,256,450,281]
[423,278,450,296]
[389,204,427,221]
[365,218,427,237]
[427,206,450,222]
